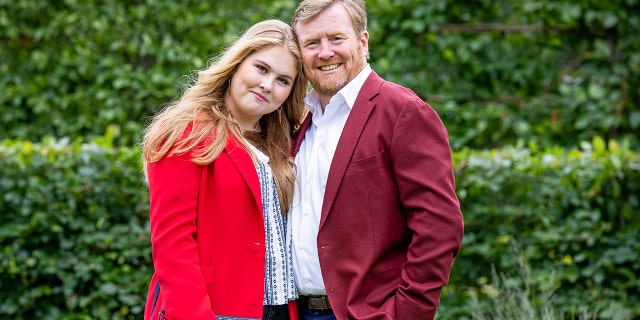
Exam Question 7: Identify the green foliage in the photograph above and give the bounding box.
[440,137,640,319]
[0,135,150,319]
[1,0,638,149]
[0,0,298,146]
[367,0,640,150]
[1,137,638,318]
[2,0,640,319]
[468,258,600,320]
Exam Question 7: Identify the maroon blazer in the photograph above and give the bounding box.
[293,71,464,320]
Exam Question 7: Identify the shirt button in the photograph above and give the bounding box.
[306,176,312,183]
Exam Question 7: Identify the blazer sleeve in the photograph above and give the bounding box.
[146,150,215,320]
[390,98,464,319]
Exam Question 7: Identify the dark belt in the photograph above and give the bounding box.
[299,295,332,311]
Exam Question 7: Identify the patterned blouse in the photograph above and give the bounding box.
[216,143,297,320]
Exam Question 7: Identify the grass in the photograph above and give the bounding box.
[467,241,599,320]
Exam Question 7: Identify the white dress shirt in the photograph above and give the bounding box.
[290,64,372,295]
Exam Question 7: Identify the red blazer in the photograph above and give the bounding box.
[144,135,297,320]
[292,72,464,320]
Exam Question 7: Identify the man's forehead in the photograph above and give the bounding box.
[295,4,355,38]
[299,28,347,39]
[296,21,355,41]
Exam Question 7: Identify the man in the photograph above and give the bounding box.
[289,1,464,319]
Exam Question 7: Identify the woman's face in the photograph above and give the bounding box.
[226,46,297,129]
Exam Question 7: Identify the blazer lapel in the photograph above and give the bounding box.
[292,113,312,156]
[320,72,383,229]
[224,136,262,211]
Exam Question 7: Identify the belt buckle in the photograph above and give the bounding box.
[307,296,330,311]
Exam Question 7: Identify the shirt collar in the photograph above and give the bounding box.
[304,64,372,114]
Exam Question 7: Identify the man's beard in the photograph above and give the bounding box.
[309,70,349,97]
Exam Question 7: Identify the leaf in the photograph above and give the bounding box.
[588,82,606,99]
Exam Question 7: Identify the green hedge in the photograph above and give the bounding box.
[367,0,640,150]
[2,0,639,150]
[444,137,640,319]
[1,136,638,319]
[0,133,150,319]
[0,0,297,146]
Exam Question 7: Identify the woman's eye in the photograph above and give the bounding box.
[277,77,290,85]
[256,65,267,72]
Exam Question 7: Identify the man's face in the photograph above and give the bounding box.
[295,3,368,101]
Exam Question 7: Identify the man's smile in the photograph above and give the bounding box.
[318,63,341,71]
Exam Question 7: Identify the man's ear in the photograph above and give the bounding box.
[360,30,369,46]
[361,31,369,59]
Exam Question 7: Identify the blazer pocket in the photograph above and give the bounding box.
[200,265,215,284]
[346,151,385,175]
[364,265,400,309]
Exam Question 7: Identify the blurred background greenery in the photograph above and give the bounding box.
[1,0,638,319]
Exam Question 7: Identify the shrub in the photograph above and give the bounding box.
[1,136,637,319]
[0,133,150,319]
[2,0,638,149]
[441,137,640,319]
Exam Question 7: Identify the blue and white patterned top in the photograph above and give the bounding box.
[247,143,298,306]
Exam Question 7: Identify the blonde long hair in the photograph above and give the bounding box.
[141,19,307,212]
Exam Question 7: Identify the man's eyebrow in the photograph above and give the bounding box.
[300,37,319,45]
[329,31,348,37]
[302,31,348,42]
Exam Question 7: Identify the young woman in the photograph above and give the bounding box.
[141,19,307,320]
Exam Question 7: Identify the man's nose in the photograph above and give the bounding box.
[318,40,334,59]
